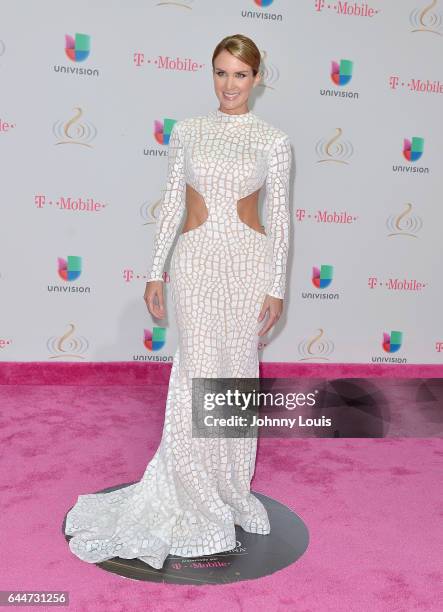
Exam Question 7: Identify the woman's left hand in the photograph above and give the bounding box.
[257,295,283,336]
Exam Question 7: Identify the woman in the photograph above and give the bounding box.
[65,34,292,570]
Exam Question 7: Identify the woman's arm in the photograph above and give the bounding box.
[147,121,186,282]
[264,134,292,300]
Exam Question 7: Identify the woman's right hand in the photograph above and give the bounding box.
[144,281,165,319]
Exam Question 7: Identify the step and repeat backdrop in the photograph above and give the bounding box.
[1,0,442,364]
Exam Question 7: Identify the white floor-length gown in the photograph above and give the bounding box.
[64,107,292,569]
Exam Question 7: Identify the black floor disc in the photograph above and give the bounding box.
[63,482,309,585]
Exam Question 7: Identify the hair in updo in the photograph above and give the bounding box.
[212,34,261,76]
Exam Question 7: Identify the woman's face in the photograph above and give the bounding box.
[212,49,261,115]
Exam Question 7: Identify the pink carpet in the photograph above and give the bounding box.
[1,362,441,612]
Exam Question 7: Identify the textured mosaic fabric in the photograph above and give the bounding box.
[149,108,292,299]
[64,108,292,569]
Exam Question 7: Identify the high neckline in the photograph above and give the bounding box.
[211,108,255,123]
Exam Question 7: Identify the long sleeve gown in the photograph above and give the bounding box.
[64,107,292,569]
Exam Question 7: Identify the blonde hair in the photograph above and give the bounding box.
[212,34,261,76]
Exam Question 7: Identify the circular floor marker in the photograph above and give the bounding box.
[63,482,309,584]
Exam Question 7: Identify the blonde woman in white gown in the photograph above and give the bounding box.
[64,34,292,570]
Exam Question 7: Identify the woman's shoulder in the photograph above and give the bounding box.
[252,112,291,145]
[173,113,207,132]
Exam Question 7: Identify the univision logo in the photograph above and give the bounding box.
[47,255,91,294]
[53,33,99,77]
[331,59,353,86]
[301,265,339,301]
[393,136,429,174]
[372,330,406,362]
[58,255,82,281]
[312,265,333,289]
[242,0,283,21]
[65,33,90,62]
[403,136,424,162]
[144,327,166,351]
[382,330,402,353]
[320,58,359,99]
[154,118,177,145]
[143,118,177,156]
[133,328,172,361]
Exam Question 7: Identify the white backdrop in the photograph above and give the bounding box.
[1,0,442,364]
